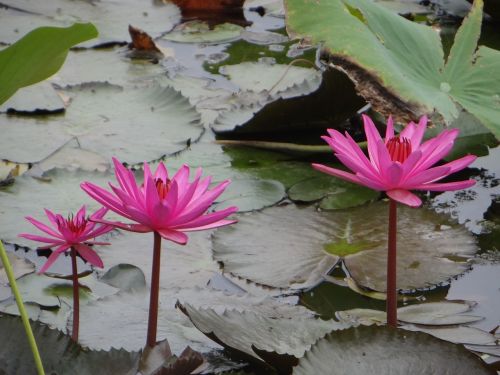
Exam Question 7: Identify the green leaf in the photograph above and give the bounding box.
[285,0,500,139]
[293,326,495,375]
[0,23,98,105]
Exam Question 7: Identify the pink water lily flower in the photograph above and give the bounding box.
[312,115,477,207]
[19,206,113,273]
[81,158,238,243]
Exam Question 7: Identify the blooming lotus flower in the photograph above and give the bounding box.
[80,158,238,243]
[81,157,237,347]
[19,205,113,342]
[19,206,113,273]
[312,115,476,207]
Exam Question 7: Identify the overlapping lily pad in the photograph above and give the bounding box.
[213,202,477,292]
[0,83,202,164]
[0,0,181,47]
[179,302,348,372]
[0,315,140,374]
[285,0,500,139]
[163,21,245,44]
[292,326,494,375]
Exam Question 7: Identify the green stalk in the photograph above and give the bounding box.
[0,241,45,375]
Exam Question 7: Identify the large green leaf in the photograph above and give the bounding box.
[285,0,500,139]
[212,202,477,292]
[0,23,98,105]
[292,326,495,375]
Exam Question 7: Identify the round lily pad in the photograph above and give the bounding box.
[293,326,494,375]
[212,202,477,292]
[162,21,244,44]
[0,83,203,165]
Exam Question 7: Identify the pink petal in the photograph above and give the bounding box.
[181,180,231,222]
[362,115,382,170]
[75,205,86,223]
[386,163,404,187]
[74,244,104,268]
[439,154,477,174]
[385,116,394,141]
[414,179,476,192]
[89,207,108,221]
[154,162,169,181]
[25,216,62,239]
[157,229,188,245]
[404,165,451,186]
[122,204,154,227]
[144,173,160,214]
[191,175,212,202]
[355,173,387,190]
[91,218,152,233]
[312,163,364,185]
[386,189,422,207]
[182,219,238,232]
[400,150,423,179]
[173,170,202,216]
[400,122,416,140]
[376,139,393,180]
[113,158,143,203]
[81,182,131,219]
[410,116,427,149]
[18,233,64,245]
[79,223,114,242]
[343,133,380,180]
[38,244,70,273]
[175,206,238,230]
[44,209,59,228]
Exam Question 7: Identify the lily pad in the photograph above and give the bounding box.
[0,81,64,114]
[163,21,244,44]
[0,0,181,47]
[292,326,494,375]
[0,315,141,374]
[52,48,165,87]
[285,0,500,139]
[179,302,348,372]
[212,202,477,292]
[402,324,498,345]
[0,83,203,164]
[0,252,35,284]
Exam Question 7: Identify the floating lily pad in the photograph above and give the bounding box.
[0,83,203,165]
[163,21,244,44]
[0,252,35,284]
[285,0,500,139]
[52,48,165,87]
[0,315,141,374]
[0,0,181,47]
[402,324,498,345]
[179,303,348,372]
[336,301,483,326]
[292,326,494,375]
[0,81,64,113]
[0,168,119,247]
[212,202,477,292]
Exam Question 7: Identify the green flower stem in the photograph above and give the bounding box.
[387,199,398,328]
[0,241,45,375]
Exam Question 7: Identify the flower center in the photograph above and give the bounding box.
[57,214,87,236]
[386,136,412,163]
[155,178,171,200]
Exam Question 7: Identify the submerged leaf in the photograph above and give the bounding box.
[213,202,477,292]
[293,326,494,375]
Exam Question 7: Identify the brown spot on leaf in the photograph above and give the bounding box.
[170,0,250,27]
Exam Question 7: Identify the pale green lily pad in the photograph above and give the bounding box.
[0,315,141,374]
[336,302,483,326]
[212,202,477,292]
[0,0,181,47]
[376,0,430,15]
[179,303,348,372]
[0,252,35,284]
[292,326,494,375]
[0,81,63,113]
[52,48,165,87]
[0,83,203,164]
[0,168,120,247]
[288,175,379,209]
[285,0,500,139]
[402,324,498,345]
[163,21,244,44]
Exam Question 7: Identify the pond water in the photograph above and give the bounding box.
[0,1,499,374]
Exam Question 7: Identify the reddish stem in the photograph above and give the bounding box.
[147,231,162,347]
[387,199,398,328]
[70,247,80,342]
